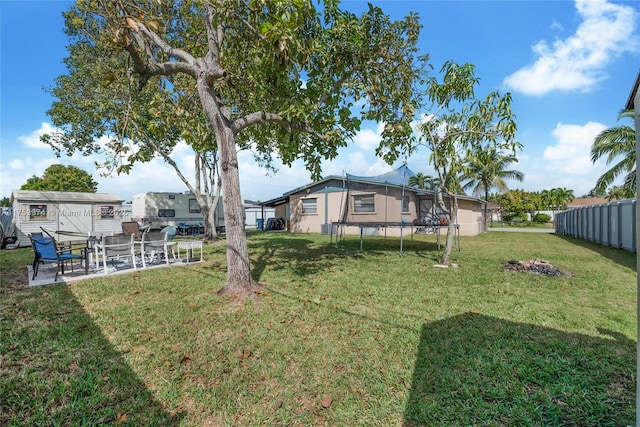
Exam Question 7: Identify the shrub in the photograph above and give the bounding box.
[504,213,527,223]
[534,213,551,223]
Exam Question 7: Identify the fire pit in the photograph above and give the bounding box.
[502,259,571,277]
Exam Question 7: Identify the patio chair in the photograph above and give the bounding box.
[97,234,137,274]
[160,225,177,259]
[140,231,170,268]
[29,232,45,272]
[30,234,84,282]
[121,221,143,241]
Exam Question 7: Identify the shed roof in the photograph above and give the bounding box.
[12,190,124,204]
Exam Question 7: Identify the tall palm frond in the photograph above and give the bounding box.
[461,146,524,201]
[590,109,636,196]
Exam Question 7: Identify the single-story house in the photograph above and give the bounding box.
[261,166,486,237]
[11,190,125,247]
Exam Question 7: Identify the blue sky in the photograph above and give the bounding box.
[1,0,638,202]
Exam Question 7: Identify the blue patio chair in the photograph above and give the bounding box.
[30,235,84,282]
[160,225,177,241]
[177,222,189,236]
[29,232,45,272]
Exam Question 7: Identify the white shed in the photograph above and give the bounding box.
[11,190,125,247]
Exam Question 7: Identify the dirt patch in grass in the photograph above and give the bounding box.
[1,265,28,294]
[502,259,572,277]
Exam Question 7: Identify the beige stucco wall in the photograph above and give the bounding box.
[453,198,485,236]
[285,183,485,236]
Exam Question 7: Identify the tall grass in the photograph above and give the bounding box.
[1,231,635,426]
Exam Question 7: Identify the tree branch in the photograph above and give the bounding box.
[133,19,194,64]
[232,111,288,132]
[315,73,350,111]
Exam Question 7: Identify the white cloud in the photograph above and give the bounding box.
[510,121,612,195]
[543,121,606,173]
[550,21,564,32]
[18,122,58,149]
[503,0,638,95]
[9,159,24,169]
[352,122,384,150]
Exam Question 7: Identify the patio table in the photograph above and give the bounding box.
[177,240,203,263]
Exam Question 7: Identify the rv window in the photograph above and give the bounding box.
[189,199,201,213]
[301,198,317,214]
[168,194,176,199]
[29,204,47,220]
[353,194,375,213]
[158,209,175,217]
[100,205,115,219]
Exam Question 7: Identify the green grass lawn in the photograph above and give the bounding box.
[1,231,636,426]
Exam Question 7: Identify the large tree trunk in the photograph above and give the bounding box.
[197,78,256,297]
[217,127,254,296]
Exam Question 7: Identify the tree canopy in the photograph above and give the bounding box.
[20,164,98,193]
[411,61,520,264]
[43,0,426,297]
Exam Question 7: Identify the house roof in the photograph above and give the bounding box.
[626,68,640,110]
[11,190,124,204]
[567,197,609,207]
[260,165,486,206]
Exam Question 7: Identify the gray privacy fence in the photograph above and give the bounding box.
[555,199,637,252]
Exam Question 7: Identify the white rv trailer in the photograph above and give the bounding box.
[11,190,125,247]
[131,192,226,233]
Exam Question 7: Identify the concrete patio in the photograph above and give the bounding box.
[28,254,202,287]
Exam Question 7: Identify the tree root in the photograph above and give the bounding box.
[217,280,265,303]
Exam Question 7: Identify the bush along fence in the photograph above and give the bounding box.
[555,199,636,252]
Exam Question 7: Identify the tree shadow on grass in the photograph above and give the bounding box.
[0,280,182,426]
[405,312,635,426]
[246,234,441,282]
[553,234,636,272]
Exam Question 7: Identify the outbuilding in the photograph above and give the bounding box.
[11,190,125,247]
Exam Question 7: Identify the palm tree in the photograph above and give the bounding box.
[549,187,574,211]
[605,185,634,201]
[461,146,524,227]
[590,109,636,197]
[462,147,524,199]
[540,189,552,210]
[408,172,438,190]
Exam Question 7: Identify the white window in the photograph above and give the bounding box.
[158,209,175,217]
[189,198,201,213]
[29,204,47,220]
[302,198,317,214]
[354,194,375,213]
[100,205,115,219]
